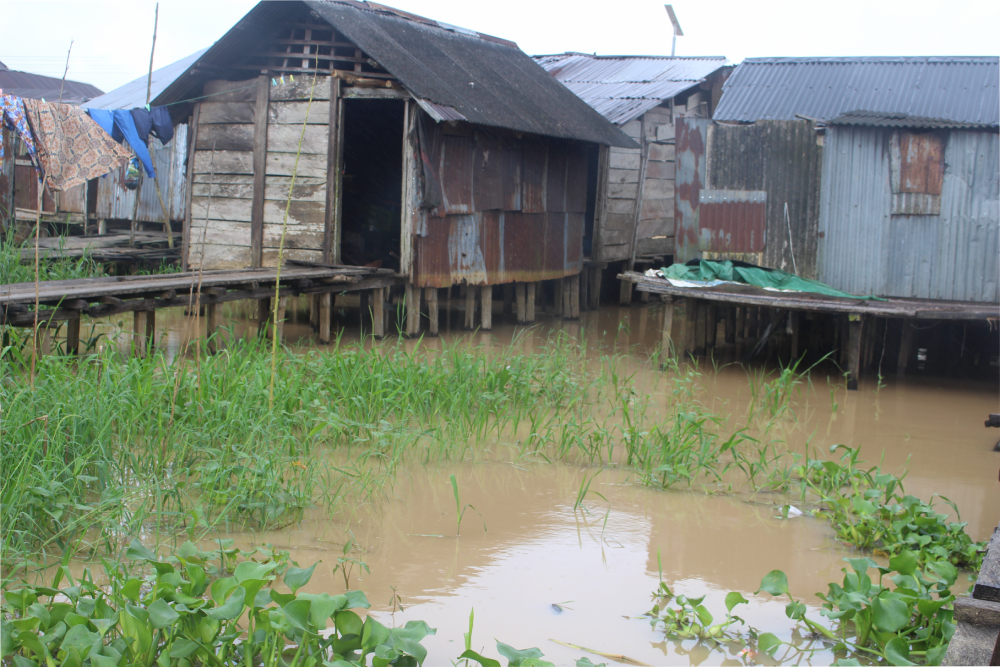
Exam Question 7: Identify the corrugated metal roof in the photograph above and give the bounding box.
[83,49,208,110]
[535,53,728,124]
[0,68,103,105]
[828,110,992,129]
[154,1,636,148]
[713,57,1000,127]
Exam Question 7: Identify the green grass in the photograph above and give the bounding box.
[0,234,180,285]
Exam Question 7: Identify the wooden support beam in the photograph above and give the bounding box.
[515,282,526,323]
[405,282,420,336]
[562,276,573,319]
[897,320,914,378]
[372,287,385,339]
[640,289,650,303]
[502,284,513,320]
[206,302,221,353]
[724,307,736,345]
[789,311,800,360]
[747,306,759,343]
[694,300,707,356]
[250,75,270,268]
[464,284,476,330]
[526,282,536,323]
[579,271,589,312]
[133,309,155,357]
[274,297,288,342]
[569,275,580,320]
[323,79,343,264]
[619,261,632,304]
[318,293,331,343]
[660,296,674,364]
[65,316,80,356]
[426,287,439,336]
[706,303,717,349]
[589,266,602,310]
[480,285,492,330]
[682,298,696,359]
[847,315,864,390]
[258,297,272,338]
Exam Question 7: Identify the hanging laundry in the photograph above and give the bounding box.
[21,98,131,191]
[129,106,174,145]
[0,94,41,173]
[86,108,156,178]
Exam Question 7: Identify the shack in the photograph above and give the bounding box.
[152,0,635,334]
[534,53,730,302]
[623,56,999,385]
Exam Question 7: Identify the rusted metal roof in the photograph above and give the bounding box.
[0,68,103,105]
[714,57,999,128]
[154,0,635,148]
[534,53,728,124]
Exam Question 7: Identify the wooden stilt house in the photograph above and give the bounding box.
[153,0,634,332]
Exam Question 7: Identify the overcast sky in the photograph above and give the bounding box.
[2,0,998,95]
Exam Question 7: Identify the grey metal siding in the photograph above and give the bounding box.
[817,126,999,302]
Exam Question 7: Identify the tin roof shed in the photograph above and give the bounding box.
[534,53,728,124]
[713,56,999,128]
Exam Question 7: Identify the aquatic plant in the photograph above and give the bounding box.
[450,474,486,537]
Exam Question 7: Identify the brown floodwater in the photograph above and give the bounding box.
[52,298,1000,665]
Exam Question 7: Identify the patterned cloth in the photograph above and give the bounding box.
[22,98,131,191]
[0,94,41,173]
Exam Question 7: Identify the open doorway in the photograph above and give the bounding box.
[340,99,405,270]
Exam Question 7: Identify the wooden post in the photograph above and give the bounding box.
[619,261,632,304]
[258,297,271,338]
[250,75,270,268]
[65,316,80,356]
[502,284,513,320]
[133,309,154,357]
[426,287,439,336]
[206,302,220,353]
[406,282,420,336]
[563,276,573,318]
[480,285,492,330]
[706,304,717,349]
[526,282,536,322]
[464,284,476,329]
[515,283,526,323]
[897,319,914,378]
[847,315,864,390]
[589,266,602,310]
[181,104,199,271]
[569,275,580,320]
[274,297,287,343]
[693,301,707,356]
[640,289,650,303]
[323,79,343,264]
[747,306,759,343]
[579,270,589,312]
[372,287,385,339]
[839,315,850,367]
[724,307,736,345]
[318,293,331,344]
[789,311,800,361]
[660,296,675,364]
[682,298,696,359]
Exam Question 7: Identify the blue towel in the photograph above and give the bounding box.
[86,108,156,178]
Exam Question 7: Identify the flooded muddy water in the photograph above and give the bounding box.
[61,299,1000,664]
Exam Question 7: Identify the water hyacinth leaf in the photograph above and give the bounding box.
[210,577,237,605]
[725,592,749,613]
[298,593,344,628]
[146,599,179,629]
[845,558,877,578]
[125,540,157,562]
[283,562,318,593]
[917,598,948,618]
[888,550,917,577]
[89,655,116,667]
[59,624,100,654]
[872,597,910,633]
[925,644,948,666]
[758,570,789,597]
[168,638,199,659]
[884,637,916,666]
[575,659,607,667]
[694,605,713,626]
[345,589,372,609]
[233,561,278,583]
[393,620,436,641]
[205,585,246,621]
[831,660,862,666]
[757,633,782,656]
[785,600,807,620]
[497,642,544,666]
[119,607,152,656]
[521,659,556,667]
[926,560,958,586]
[281,599,313,631]
[270,590,296,607]
[335,610,364,638]
[362,616,391,651]
[120,579,142,604]
[459,650,502,667]
[1,619,15,657]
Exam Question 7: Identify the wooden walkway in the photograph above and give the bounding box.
[18,232,182,267]
[1,263,402,352]
[620,271,1000,389]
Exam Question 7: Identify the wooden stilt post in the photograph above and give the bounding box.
[66,316,80,356]
[480,285,492,330]
[502,284,513,320]
[619,261,632,304]
[206,302,220,353]
[426,287,439,336]
[723,307,736,346]
[406,282,421,336]
[579,270,589,312]
[258,297,271,338]
[274,297,287,343]
[309,294,319,330]
[839,315,850,367]
[318,293,331,344]
[552,280,562,318]
[640,289,650,303]
[706,304,717,349]
[682,298,696,360]
[789,311,800,361]
[372,287,385,339]
[897,319,914,378]
[563,277,573,318]
[464,284,476,329]
[590,266,602,310]
[515,283,526,323]
[133,310,154,357]
[569,275,580,320]
[747,306,759,344]
[526,282,536,322]
[847,315,864,390]
[694,301,707,356]
[660,296,675,365]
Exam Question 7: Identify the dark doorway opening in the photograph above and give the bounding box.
[583,144,600,259]
[341,99,404,270]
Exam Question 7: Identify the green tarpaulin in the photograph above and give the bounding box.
[659,260,882,300]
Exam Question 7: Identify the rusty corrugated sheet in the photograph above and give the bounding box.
[698,190,766,252]
[673,116,709,263]
[96,124,188,222]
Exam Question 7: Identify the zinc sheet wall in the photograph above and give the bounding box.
[96,124,189,223]
[817,126,999,302]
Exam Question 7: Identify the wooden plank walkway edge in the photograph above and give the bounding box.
[619,271,999,321]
